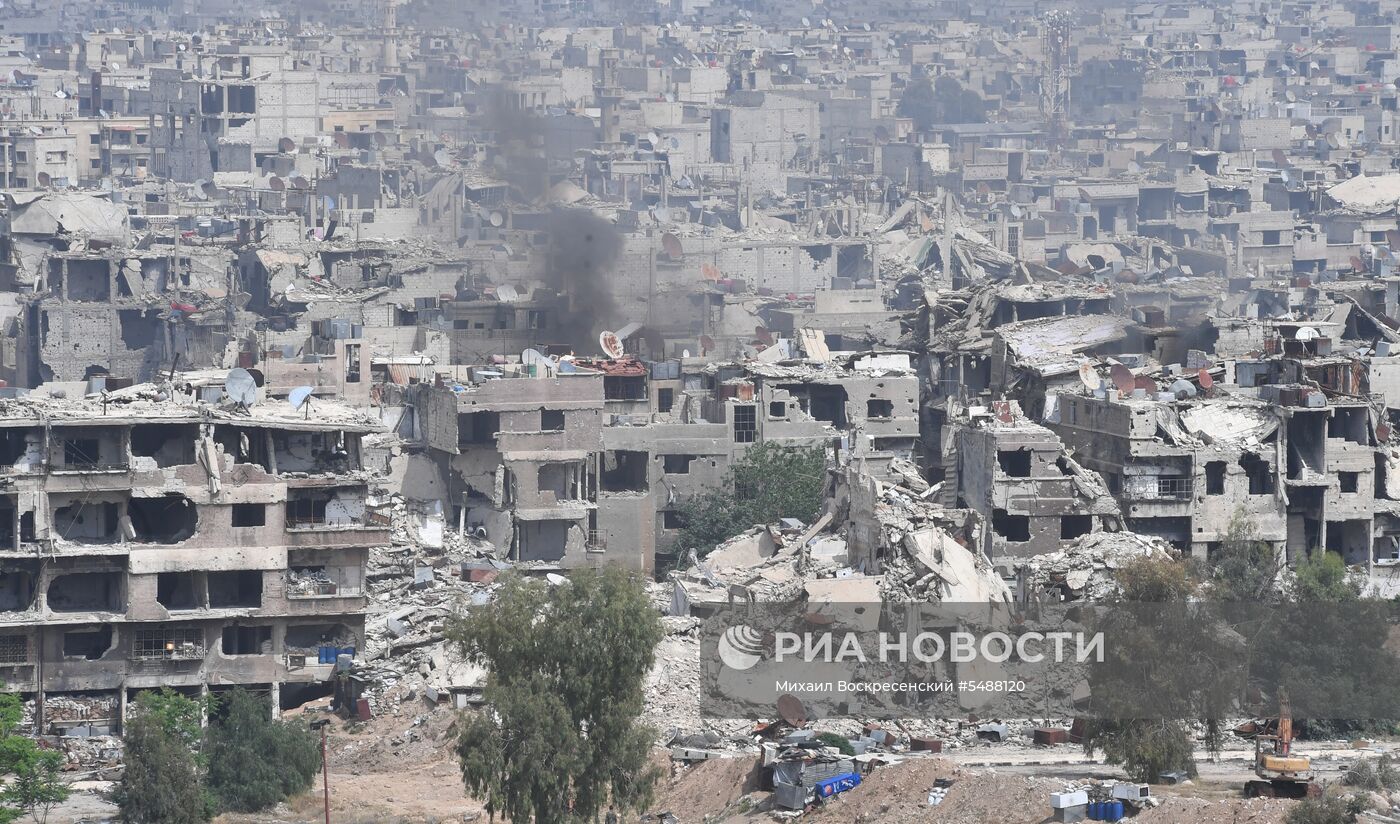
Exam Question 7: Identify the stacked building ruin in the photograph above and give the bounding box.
[7,0,1400,730]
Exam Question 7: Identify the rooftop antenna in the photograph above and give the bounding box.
[289,385,315,420]
[225,367,258,413]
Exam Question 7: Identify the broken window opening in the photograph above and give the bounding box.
[130,424,198,467]
[603,375,647,401]
[344,343,361,384]
[537,462,583,502]
[541,409,565,431]
[63,626,114,660]
[222,624,272,656]
[657,388,674,413]
[47,571,123,613]
[807,385,848,427]
[284,623,356,655]
[866,399,894,419]
[1060,514,1093,540]
[997,449,1032,478]
[128,496,198,544]
[515,519,571,562]
[1340,471,1360,494]
[1205,461,1226,495]
[0,564,37,612]
[231,503,266,527]
[769,401,787,418]
[663,510,683,530]
[733,405,757,444]
[287,487,367,529]
[662,454,694,474]
[272,430,357,473]
[1240,453,1275,496]
[53,500,121,543]
[602,451,648,492]
[209,570,263,609]
[285,560,363,598]
[0,429,38,469]
[65,260,111,302]
[212,426,272,473]
[1327,407,1369,445]
[62,439,101,469]
[458,411,500,446]
[118,309,160,350]
[156,572,201,611]
[991,509,1031,542]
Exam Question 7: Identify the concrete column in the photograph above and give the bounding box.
[117,683,128,735]
[269,682,280,720]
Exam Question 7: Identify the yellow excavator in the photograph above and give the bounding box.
[1244,691,1320,799]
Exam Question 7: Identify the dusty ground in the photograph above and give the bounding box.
[35,719,1386,824]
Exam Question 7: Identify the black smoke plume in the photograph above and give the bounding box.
[544,208,623,354]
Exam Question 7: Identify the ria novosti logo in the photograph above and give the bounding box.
[716,625,765,671]
[715,624,1105,670]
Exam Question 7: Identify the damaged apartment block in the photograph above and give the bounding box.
[0,386,383,731]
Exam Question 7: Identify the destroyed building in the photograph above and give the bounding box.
[0,382,383,730]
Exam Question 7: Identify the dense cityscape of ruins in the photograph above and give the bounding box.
[7,0,1400,820]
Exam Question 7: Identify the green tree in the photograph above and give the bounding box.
[1082,719,1196,783]
[1,749,67,824]
[449,566,664,824]
[674,442,827,559]
[0,693,68,824]
[1294,551,1360,601]
[204,689,320,813]
[114,691,213,823]
[1208,510,1283,602]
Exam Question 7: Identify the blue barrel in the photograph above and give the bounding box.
[1106,801,1124,821]
[1087,801,1099,820]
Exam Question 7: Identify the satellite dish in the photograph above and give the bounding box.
[1170,379,1197,399]
[661,232,683,259]
[1078,363,1098,391]
[682,349,691,358]
[522,348,546,365]
[1110,363,1135,394]
[700,334,715,353]
[489,211,506,228]
[777,694,808,726]
[599,330,625,359]
[1295,326,1321,341]
[269,175,284,191]
[1198,369,1214,391]
[288,385,315,418]
[1133,375,1156,393]
[801,16,810,26]
[496,283,519,302]
[225,368,258,408]
[278,136,295,152]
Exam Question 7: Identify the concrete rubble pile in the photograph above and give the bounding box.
[1018,532,1177,601]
